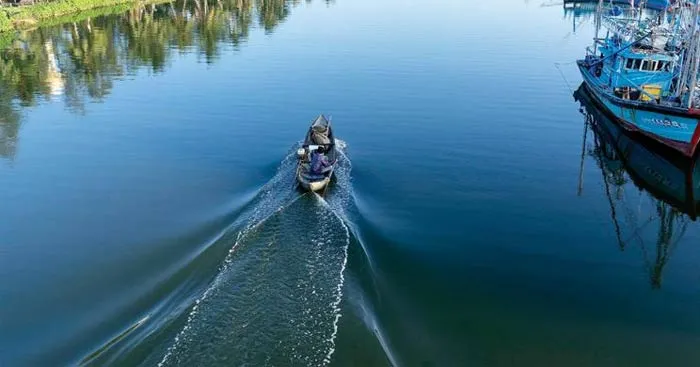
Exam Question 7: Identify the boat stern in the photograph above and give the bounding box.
[686,121,700,157]
[308,178,330,192]
[297,171,331,192]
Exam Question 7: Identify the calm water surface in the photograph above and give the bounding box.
[2,1,700,366]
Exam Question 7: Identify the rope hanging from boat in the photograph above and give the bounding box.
[554,62,576,93]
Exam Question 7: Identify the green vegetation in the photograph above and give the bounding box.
[0,0,172,33]
[0,10,10,32]
[0,25,12,49]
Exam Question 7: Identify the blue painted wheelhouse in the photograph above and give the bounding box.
[577,2,700,156]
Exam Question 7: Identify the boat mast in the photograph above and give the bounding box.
[638,0,643,24]
[682,1,700,107]
[675,2,697,100]
[594,0,604,55]
[687,3,700,108]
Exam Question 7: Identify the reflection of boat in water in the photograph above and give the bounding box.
[561,1,662,34]
[296,115,338,193]
[561,1,599,34]
[575,83,699,288]
[564,0,672,11]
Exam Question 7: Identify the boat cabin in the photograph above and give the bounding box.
[594,39,678,102]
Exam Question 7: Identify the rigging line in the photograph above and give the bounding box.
[554,62,576,93]
[620,215,656,245]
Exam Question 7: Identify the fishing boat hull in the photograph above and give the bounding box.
[297,174,331,192]
[578,61,700,157]
[695,157,700,215]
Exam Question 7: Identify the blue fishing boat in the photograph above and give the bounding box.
[577,1,700,156]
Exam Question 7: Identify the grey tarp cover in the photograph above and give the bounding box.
[311,115,331,145]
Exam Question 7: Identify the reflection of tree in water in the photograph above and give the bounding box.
[0,28,58,159]
[0,0,310,159]
[0,29,57,105]
[257,0,290,32]
[62,17,122,112]
[123,5,171,71]
[0,88,21,160]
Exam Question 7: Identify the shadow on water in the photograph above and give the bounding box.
[574,83,700,290]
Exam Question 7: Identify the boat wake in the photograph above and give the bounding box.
[158,142,353,366]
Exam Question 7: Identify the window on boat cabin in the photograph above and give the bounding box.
[623,58,668,72]
[632,59,642,70]
[624,59,668,72]
[625,58,643,70]
[647,60,671,72]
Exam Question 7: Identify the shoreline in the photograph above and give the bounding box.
[0,0,169,33]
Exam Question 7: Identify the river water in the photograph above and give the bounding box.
[1,1,700,366]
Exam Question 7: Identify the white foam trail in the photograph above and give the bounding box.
[334,138,348,151]
[158,149,305,367]
[316,194,351,366]
[317,141,353,365]
[158,192,310,367]
[158,142,354,367]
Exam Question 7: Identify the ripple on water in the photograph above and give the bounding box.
[158,144,353,366]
